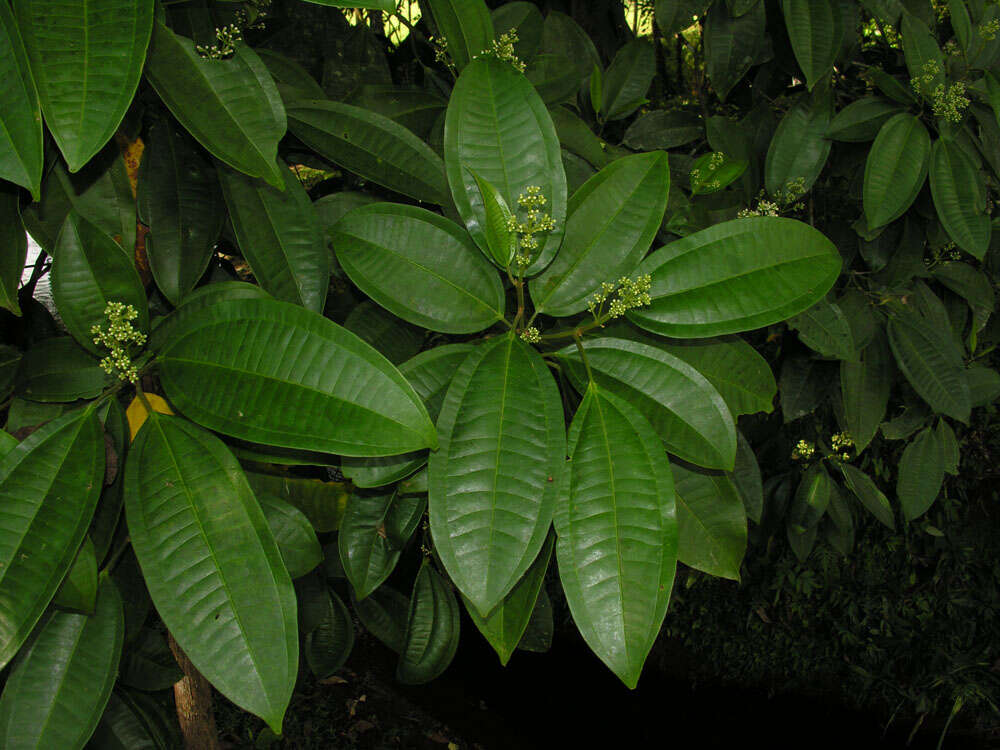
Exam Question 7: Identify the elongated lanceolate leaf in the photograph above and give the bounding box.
[257,493,323,579]
[218,162,329,312]
[787,462,833,533]
[445,58,566,275]
[51,212,149,355]
[929,138,991,260]
[138,120,224,306]
[556,337,736,471]
[888,308,970,422]
[898,426,945,521]
[703,0,766,101]
[764,90,833,198]
[287,100,448,204]
[782,0,843,90]
[629,217,841,338]
[429,332,564,616]
[397,562,460,684]
[840,462,895,529]
[671,462,746,580]
[158,298,436,456]
[0,186,27,315]
[331,203,505,333]
[787,298,856,360]
[600,40,655,121]
[424,0,495,70]
[14,0,153,172]
[0,577,122,750]
[826,97,903,142]
[0,407,104,670]
[863,114,930,229]
[339,491,421,599]
[840,330,891,453]
[15,337,109,403]
[125,414,297,732]
[305,587,354,678]
[556,385,676,689]
[470,170,518,268]
[144,22,286,189]
[0,2,42,197]
[531,151,669,317]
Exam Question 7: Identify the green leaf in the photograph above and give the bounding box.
[780,354,829,422]
[138,120,225,306]
[397,562,460,685]
[656,0,710,35]
[862,114,931,229]
[0,186,26,316]
[932,262,995,335]
[89,691,179,750]
[52,536,98,614]
[703,0,766,101]
[517,586,553,653]
[14,337,109,403]
[840,330,892,453]
[929,138,991,260]
[157,297,437,456]
[492,2,544,62]
[967,365,1000,408]
[120,629,183,692]
[782,0,844,90]
[936,419,959,475]
[14,0,153,171]
[786,518,817,561]
[788,462,833,533]
[539,10,601,91]
[839,462,895,529]
[429,332,564,616]
[352,585,408,655]
[343,301,424,365]
[898,426,945,520]
[257,49,326,101]
[286,99,448,204]
[600,40,655,121]
[257,493,323,579]
[671,462,746,580]
[787,298,856,360]
[0,577,123,749]
[331,202,505,333]
[825,97,903,142]
[444,58,566,276]
[531,151,669,317]
[901,12,944,99]
[526,53,585,105]
[888,307,971,422]
[0,407,104,669]
[689,151,748,195]
[0,1,42,197]
[764,90,833,199]
[867,67,918,105]
[338,491,421,599]
[341,344,475,489]
[51,212,149,355]
[424,0,495,71]
[948,0,972,50]
[305,587,354,678]
[556,337,736,471]
[144,22,286,189]
[549,106,611,169]
[218,162,329,313]
[555,385,677,689]
[731,432,763,524]
[469,170,518,268]
[624,110,703,151]
[124,414,297,733]
[630,217,841,338]
[465,535,552,666]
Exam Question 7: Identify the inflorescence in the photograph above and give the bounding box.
[586,275,653,321]
[91,302,146,383]
[507,186,557,268]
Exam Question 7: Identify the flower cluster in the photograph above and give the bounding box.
[476,30,525,72]
[911,59,942,95]
[519,326,541,344]
[739,197,780,218]
[507,186,557,268]
[791,439,816,461]
[432,36,450,65]
[196,0,269,59]
[586,275,653,320]
[829,432,854,461]
[931,81,970,123]
[774,177,806,207]
[980,17,1000,41]
[690,152,725,190]
[91,302,146,383]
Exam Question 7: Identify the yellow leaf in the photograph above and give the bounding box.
[126,393,173,440]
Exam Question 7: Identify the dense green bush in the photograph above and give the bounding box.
[0,0,997,746]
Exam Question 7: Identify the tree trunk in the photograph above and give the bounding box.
[168,634,221,750]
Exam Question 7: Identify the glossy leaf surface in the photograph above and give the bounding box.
[672,462,746,580]
[898,426,945,521]
[257,493,323,579]
[397,562,460,684]
[863,114,930,229]
[424,0,495,70]
[929,138,991,260]
[0,2,42,196]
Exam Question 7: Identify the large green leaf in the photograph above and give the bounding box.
[764,90,833,199]
[444,58,566,275]
[352,584,409,654]
[286,100,448,205]
[52,535,98,614]
[14,337,109,403]
[257,492,323,579]
[125,414,297,733]
[839,462,895,529]
[863,114,931,229]
[246,473,349,533]
[787,298,856,360]
[825,97,903,142]
[218,162,329,313]
[14,0,153,172]
[466,534,552,665]
[888,307,970,422]
[782,0,843,90]
[929,138,991,260]
[624,110,703,152]
[350,85,447,139]
[531,152,669,317]
[731,432,763,523]
[144,22,286,188]
[703,0,766,101]
[157,297,437,456]
[901,11,944,98]
[0,185,27,315]
[555,384,676,689]
[556,337,736,470]
[331,203,505,333]
[304,586,354,678]
[787,462,833,533]
[429,332,564,616]
[137,120,224,306]
[840,330,891,453]
[424,0,495,71]
[671,462,746,580]
[629,217,841,338]
[0,407,104,669]
[339,491,423,599]
[0,1,42,197]
[51,212,149,355]
[343,301,424,365]
[599,40,655,121]
[0,577,122,750]
[397,562,460,685]
[898,426,945,520]
[470,169,519,268]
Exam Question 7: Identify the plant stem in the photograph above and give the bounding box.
[538,315,608,342]
[573,331,596,384]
